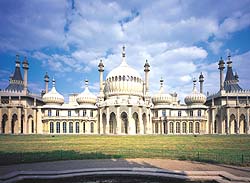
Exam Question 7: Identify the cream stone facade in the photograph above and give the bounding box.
[0,48,249,135]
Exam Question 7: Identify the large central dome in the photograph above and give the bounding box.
[104,46,143,97]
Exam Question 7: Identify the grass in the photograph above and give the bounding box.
[0,134,250,165]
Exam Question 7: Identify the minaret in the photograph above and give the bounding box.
[144,59,150,95]
[22,57,29,94]
[199,72,204,93]
[218,57,225,91]
[98,59,104,96]
[44,72,49,93]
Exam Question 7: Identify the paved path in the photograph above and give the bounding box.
[0,158,249,178]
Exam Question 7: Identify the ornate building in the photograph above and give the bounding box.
[0,47,249,135]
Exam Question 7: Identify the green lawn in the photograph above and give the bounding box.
[0,135,250,165]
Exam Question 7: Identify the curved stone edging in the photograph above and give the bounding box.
[1,168,250,183]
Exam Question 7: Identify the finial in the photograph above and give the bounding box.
[160,77,164,86]
[16,54,20,62]
[122,45,125,58]
[199,72,204,80]
[52,78,55,87]
[85,79,89,88]
[192,78,197,92]
[228,52,231,60]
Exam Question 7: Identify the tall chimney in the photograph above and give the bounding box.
[199,72,204,93]
[218,57,225,91]
[44,72,49,93]
[22,57,29,94]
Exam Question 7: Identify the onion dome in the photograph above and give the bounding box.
[42,79,64,105]
[105,46,143,97]
[152,78,172,105]
[76,80,97,105]
[184,79,206,105]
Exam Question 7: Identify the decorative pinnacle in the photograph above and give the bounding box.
[22,56,29,69]
[44,72,49,81]
[16,54,20,62]
[98,59,104,71]
[199,72,204,81]
[144,59,150,72]
[160,77,163,86]
[218,57,225,70]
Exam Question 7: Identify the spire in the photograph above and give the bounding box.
[98,59,104,72]
[15,54,20,67]
[227,52,232,66]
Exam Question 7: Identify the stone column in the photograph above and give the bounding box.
[236,107,240,134]
[128,107,132,134]
[17,107,22,134]
[246,108,249,134]
[139,107,143,134]
[36,108,42,134]
[211,109,215,134]
[33,109,37,133]
[106,108,109,134]
[99,109,103,134]
[226,108,230,134]
[116,106,121,134]
[0,109,2,133]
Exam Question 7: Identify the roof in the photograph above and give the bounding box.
[5,62,25,92]
[224,63,242,92]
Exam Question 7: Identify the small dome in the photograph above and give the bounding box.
[43,79,64,105]
[185,79,206,105]
[76,80,97,105]
[152,79,172,105]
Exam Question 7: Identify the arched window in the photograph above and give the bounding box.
[190,110,193,117]
[50,122,54,133]
[90,122,94,133]
[56,110,59,116]
[169,122,174,133]
[182,122,187,133]
[69,122,73,133]
[162,110,166,117]
[63,122,67,133]
[83,122,86,133]
[90,110,93,117]
[189,122,193,133]
[178,111,181,117]
[176,122,180,133]
[195,122,200,133]
[56,122,60,133]
[83,109,87,117]
[76,122,79,133]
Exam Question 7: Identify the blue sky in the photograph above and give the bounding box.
[0,0,250,102]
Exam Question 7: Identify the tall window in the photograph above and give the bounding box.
[169,122,174,133]
[48,109,52,116]
[190,110,193,117]
[83,110,87,117]
[56,122,60,133]
[195,122,200,133]
[198,110,201,117]
[83,122,86,133]
[162,110,166,117]
[50,122,54,133]
[56,110,59,116]
[90,122,94,133]
[69,122,73,133]
[63,122,67,133]
[155,111,158,117]
[76,122,79,133]
[68,110,71,117]
[176,122,180,133]
[155,123,158,134]
[189,122,193,133]
[90,110,93,117]
[178,111,181,117]
[182,122,187,133]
